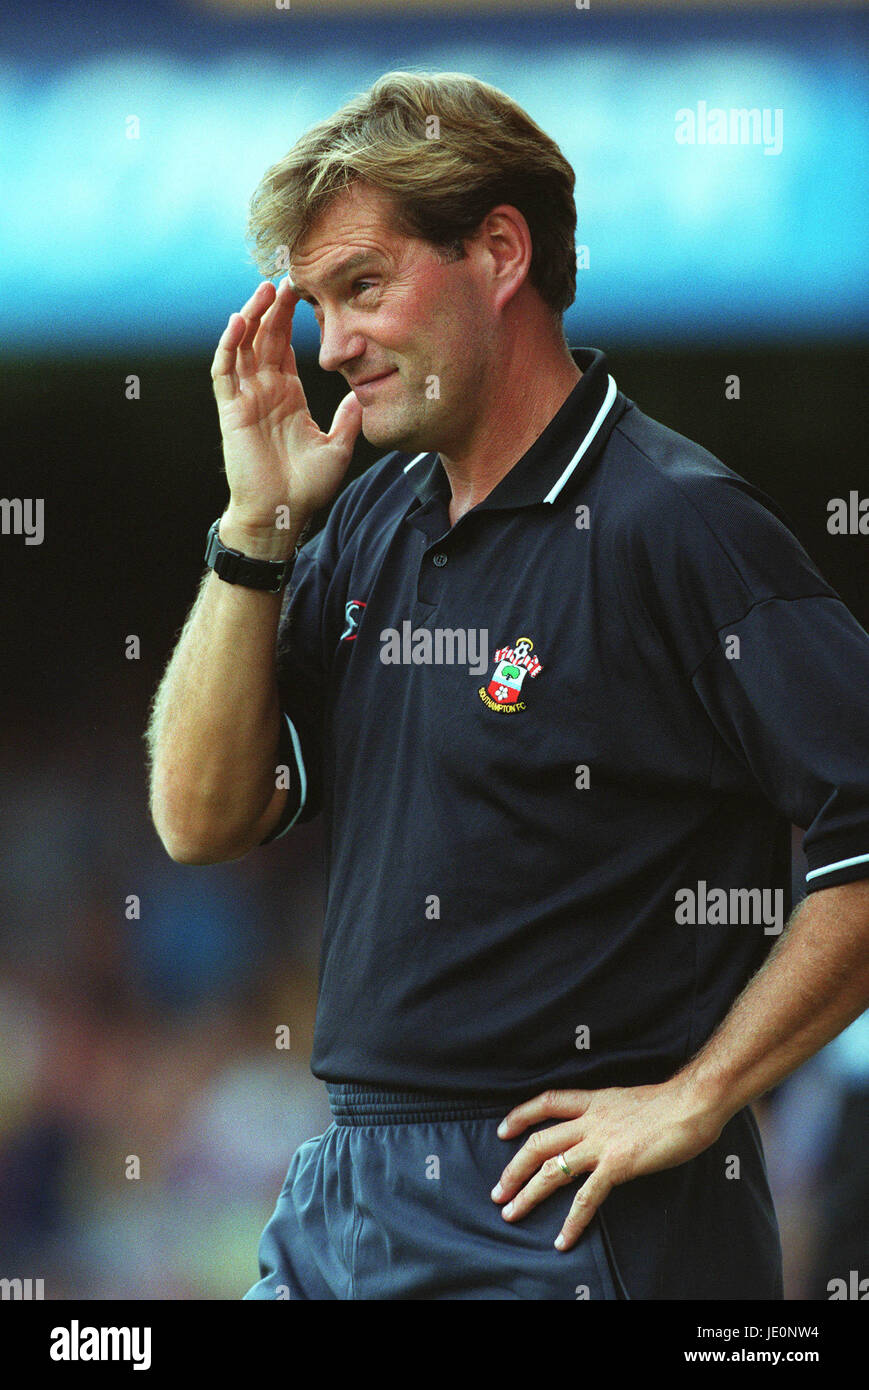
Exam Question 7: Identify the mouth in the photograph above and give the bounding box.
[351,369,397,399]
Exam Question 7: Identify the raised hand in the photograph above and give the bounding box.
[210,278,363,551]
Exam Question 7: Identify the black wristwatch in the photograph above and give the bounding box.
[204,518,299,593]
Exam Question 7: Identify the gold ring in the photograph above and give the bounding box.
[556,1151,573,1178]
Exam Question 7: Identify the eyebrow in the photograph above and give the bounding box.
[291,250,383,303]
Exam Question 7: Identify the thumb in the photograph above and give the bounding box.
[328,390,364,456]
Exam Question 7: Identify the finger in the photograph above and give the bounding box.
[498,1089,591,1139]
[210,312,247,404]
[280,334,300,380]
[256,276,301,369]
[236,280,278,371]
[491,1119,585,1203]
[236,279,277,339]
[498,1144,595,1225]
[327,390,364,455]
[554,1171,613,1251]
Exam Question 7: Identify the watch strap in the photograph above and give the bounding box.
[204,518,299,592]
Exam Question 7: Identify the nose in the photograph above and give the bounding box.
[317,309,366,375]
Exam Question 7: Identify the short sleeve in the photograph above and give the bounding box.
[256,447,407,845]
[630,471,869,894]
[259,527,333,841]
[691,594,869,893]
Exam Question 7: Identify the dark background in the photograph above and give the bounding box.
[5,342,866,725]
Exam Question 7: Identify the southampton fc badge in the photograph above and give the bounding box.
[479,636,543,713]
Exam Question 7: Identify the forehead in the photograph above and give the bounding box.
[290,182,407,289]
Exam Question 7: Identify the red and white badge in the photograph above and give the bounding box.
[479,637,543,714]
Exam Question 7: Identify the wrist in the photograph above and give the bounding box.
[666,1060,735,1144]
[219,506,310,561]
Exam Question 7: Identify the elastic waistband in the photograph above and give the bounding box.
[326,1082,514,1126]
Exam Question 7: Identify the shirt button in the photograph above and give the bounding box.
[432,552,448,567]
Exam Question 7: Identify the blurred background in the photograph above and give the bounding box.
[0,0,866,1299]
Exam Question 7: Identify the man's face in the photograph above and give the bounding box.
[289,182,493,454]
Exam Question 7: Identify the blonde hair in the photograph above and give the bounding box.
[247,70,577,315]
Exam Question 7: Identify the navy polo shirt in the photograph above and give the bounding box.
[263,347,869,1098]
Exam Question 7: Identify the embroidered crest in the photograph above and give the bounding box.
[478,636,543,713]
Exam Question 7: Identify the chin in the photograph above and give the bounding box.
[361,411,428,454]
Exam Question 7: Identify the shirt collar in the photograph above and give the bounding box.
[401,347,624,513]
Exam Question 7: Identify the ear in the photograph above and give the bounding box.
[474,204,533,314]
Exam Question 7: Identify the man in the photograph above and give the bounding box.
[147,71,869,1300]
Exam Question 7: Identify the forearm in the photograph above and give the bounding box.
[493,878,868,1250]
[150,270,361,862]
[677,879,869,1129]
[147,519,300,861]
